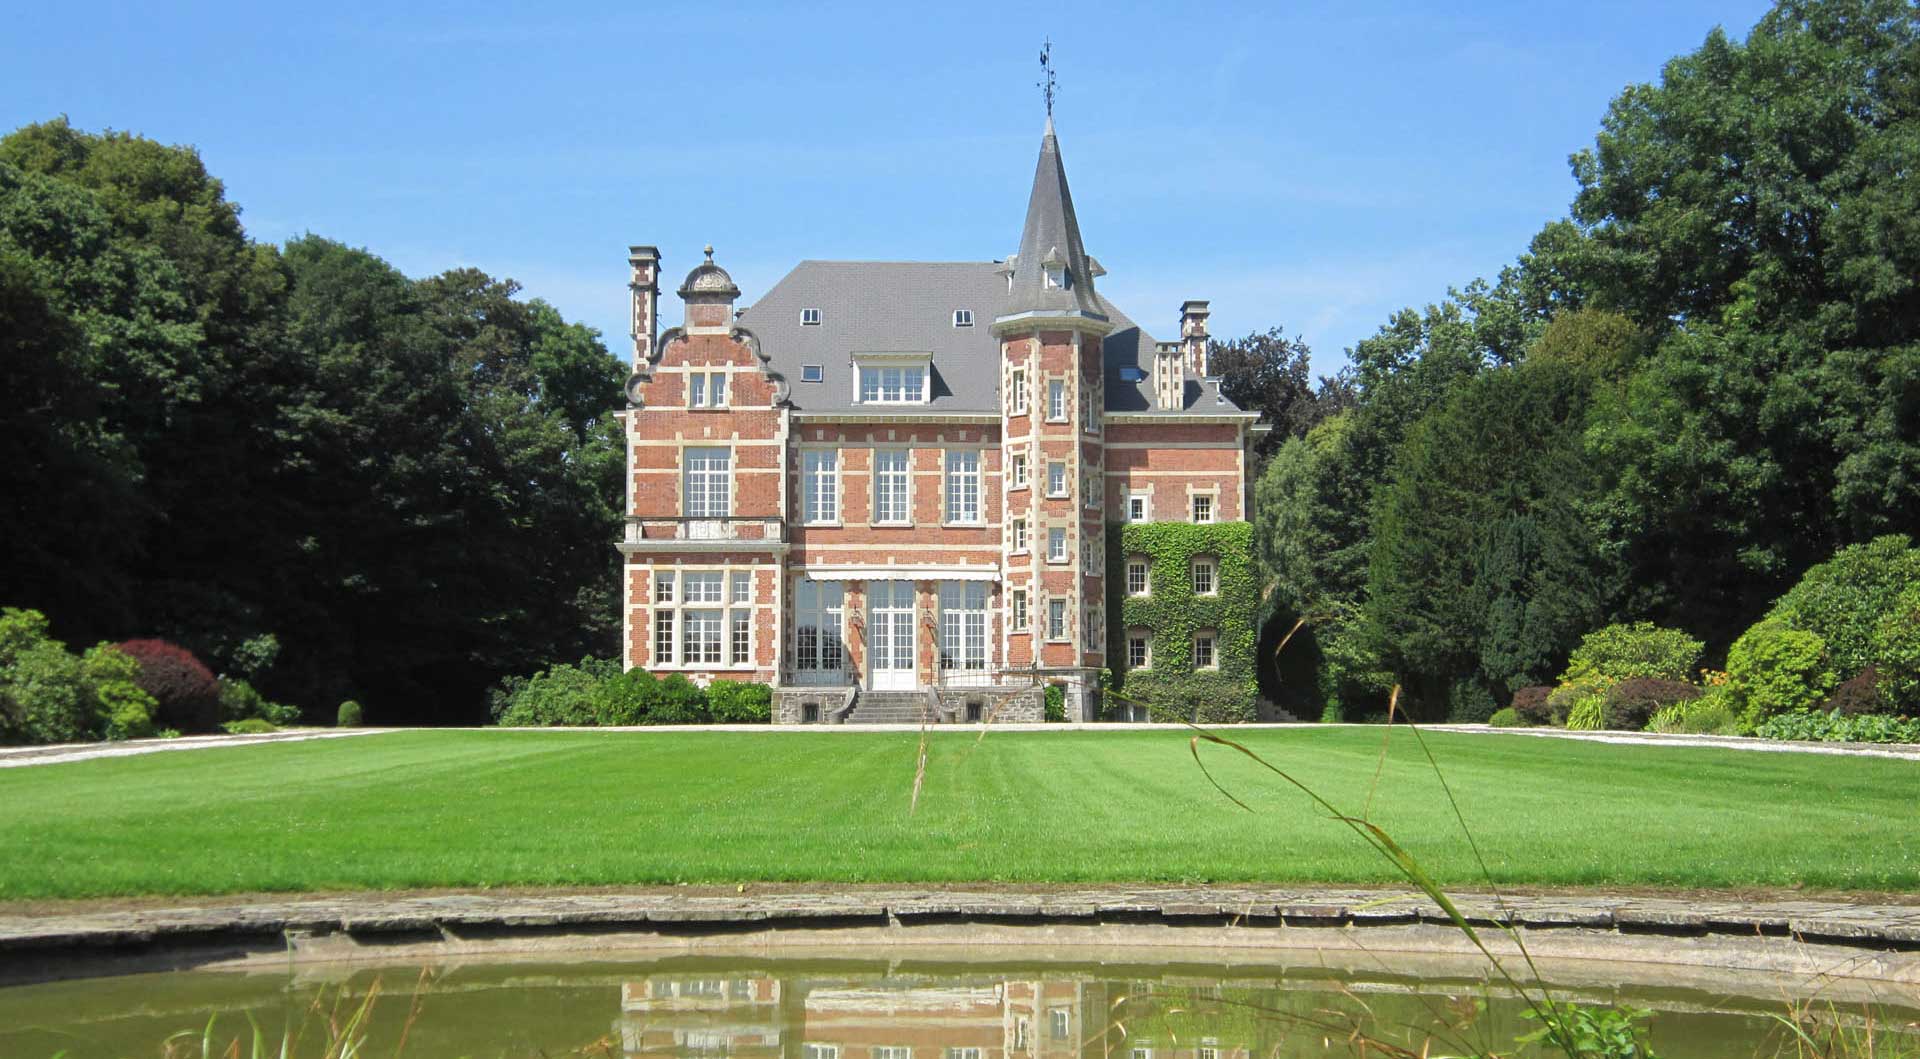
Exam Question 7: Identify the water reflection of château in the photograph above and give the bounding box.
[618,975,1252,1059]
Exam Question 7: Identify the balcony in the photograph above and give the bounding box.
[620,516,787,550]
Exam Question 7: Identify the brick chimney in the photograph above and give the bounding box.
[627,245,659,367]
[1180,300,1211,377]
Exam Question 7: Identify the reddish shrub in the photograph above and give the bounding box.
[1825,666,1885,716]
[115,639,221,733]
[1509,686,1554,726]
[1604,677,1703,731]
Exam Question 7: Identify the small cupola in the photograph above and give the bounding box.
[678,245,740,333]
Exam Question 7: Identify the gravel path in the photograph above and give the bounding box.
[0,728,389,769]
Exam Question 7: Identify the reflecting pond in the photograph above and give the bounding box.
[2,955,1916,1059]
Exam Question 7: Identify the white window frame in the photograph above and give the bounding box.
[937,581,988,673]
[1047,379,1066,421]
[792,578,847,676]
[1047,527,1067,563]
[1127,493,1149,522]
[873,448,911,525]
[953,309,973,327]
[1011,452,1028,489]
[1011,368,1028,414]
[856,358,930,405]
[649,567,758,671]
[1049,1008,1070,1039]
[800,308,822,326]
[1127,630,1151,670]
[1047,599,1067,641]
[801,364,825,383]
[1192,493,1215,523]
[1011,518,1028,554]
[876,1049,913,1059]
[803,449,840,525]
[1047,462,1067,498]
[1011,589,1028,631]
[687,371,727,409]
[1192,556,1217,596]
[1126,556,1150,596]
[944,449,981,525]
[1194,630,1218,670]
[683,447,732,518]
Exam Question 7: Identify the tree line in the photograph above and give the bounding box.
[1216,0,1920,720]
[0,119,625,724]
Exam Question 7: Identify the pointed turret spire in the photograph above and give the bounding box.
[993,120,1111,333]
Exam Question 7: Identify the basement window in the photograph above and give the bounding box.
[801,364,824,383]
[801,307,823,326]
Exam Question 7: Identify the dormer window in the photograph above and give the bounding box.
[854,353,932,405]
[1043,267,1066,290]
[801,308,822,326]
[953,309,974,328]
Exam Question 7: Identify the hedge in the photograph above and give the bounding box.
[1106,522,1260,722]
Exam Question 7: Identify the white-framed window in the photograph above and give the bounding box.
[1011,518,1028,553]
[1192,556,1217,595]
[1011,453,1028,489]
[874,449,910,524]
[1011,368,1028,414]
[1127,630,1150,669]
[804,1046,839,1059]
[1127,556,1150,596]
[1198,1048,1217,1059]
[801,308,823,326]
[803,449,839,524]
[1047,527,1067,563]
[945,449,981,524]
[650,568,755,669]
[1047,462,1067,497]
[1194,630,1217,669]
[859,364,927,404]
[1015,1019,1030,1050]
[1047,599,1067,640]
[1132,1048,1155,1059]
[948,1050,983,1059]
[683,447,731,518]
[1047,379,1066,421]
[793,578,847,674]
[1012,589,1028,631]
[1084,469,1103,509]
[876,1049,913,1059]
[801,364,824,383]
[953,309,973,327]
[938,581,988,672]
[1050,1009,1070,1039]
[688,371,727,408]
[1127,493,1149,522]
[1192,494,1215,523]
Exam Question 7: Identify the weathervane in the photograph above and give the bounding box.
[1037,38,1056,117]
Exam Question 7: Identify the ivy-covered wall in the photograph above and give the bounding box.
[1106,522,1261,722]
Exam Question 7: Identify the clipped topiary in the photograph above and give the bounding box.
[1726,623,1836,726]
[706,680,772,724]
[1560,621,1704,687]
[1509,686,1554,726]
[116,639,221,733]
[336,700,364,727]
[1604,677,1703,731]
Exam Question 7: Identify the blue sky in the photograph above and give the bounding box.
[3,1,1772,376]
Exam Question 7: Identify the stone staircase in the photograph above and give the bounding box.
[845,690,938,725]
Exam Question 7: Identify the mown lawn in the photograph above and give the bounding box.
[0,728,1915,900]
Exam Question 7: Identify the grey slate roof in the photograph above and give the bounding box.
[998,117,1107,326]
[734,260,1246,416]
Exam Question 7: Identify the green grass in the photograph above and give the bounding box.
[0,728,1915,900]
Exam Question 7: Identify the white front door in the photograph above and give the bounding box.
[868,581,917,690]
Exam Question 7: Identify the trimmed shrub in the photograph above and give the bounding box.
[1509,686,1554,726]
[1765,535,1920,678]
[83,644,154,741]
[1560,622,1704,687]
[1726,623,1836,725]
[1604,678,1703,732]
[590,668,658,725]
[223,718,278,735]
[1871,586,1920,714]
[1044,684,1066,723]
[493,658,615,727]
[336,700,364,727]
[219,678,300,726]
[1487,706,1522,728]
[1,612,157,746]
[1565,698,1605,730]
[707,680,772,724]
[1825,667,1885,716]
[648,675,708,725]
[116,639,221,733]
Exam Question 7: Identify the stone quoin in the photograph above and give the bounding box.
[618,120,1266,722]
